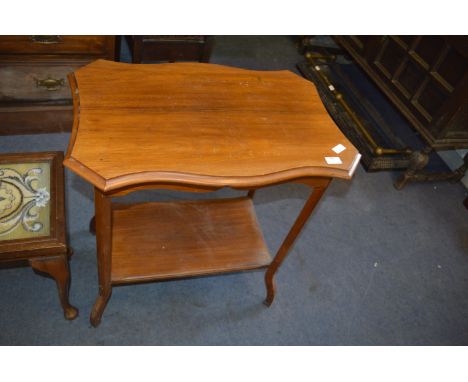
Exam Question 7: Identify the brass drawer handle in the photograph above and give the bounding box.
[34,77,65,91]
[31,35,62,44]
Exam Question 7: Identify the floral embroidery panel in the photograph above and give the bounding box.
[0,162,51,241]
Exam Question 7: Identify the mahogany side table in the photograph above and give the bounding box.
[64,60,361,327]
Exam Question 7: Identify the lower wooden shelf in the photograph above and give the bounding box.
[111,197,272,284]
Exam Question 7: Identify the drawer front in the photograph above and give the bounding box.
[0,107,73,135]
[0,35,112,56]
[0,63,81,102]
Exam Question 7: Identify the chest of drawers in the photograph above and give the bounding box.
[0,35,116,135]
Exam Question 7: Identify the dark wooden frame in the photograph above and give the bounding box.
[334,36,468,150]
[126,35,214,64]
[0,35,117,136]
[0,151,78,320]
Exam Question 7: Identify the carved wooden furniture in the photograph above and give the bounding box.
[126,35,213,63]
[334,36,468,188]
[298,53,413,172]
[0,151,78,320]
[64,60,360,327]
[0,35,116,135]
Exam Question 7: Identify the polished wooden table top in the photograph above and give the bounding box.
[64,60,360,192]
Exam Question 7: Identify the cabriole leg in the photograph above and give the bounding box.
[30,254,79,320]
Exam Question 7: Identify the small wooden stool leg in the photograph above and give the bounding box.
[90,188,113,327]
[264,179,330,306]
[30,254,79,320]
[89,216,96,235]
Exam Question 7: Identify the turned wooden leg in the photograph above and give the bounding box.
[30,254,79,320]
[90,188,113,327]
[394,147,431,190]
[264,178,330,306]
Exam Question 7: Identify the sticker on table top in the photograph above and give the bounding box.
[325,156,343,165]
[332,144,346,154]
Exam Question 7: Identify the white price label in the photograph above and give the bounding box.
[325,157,343,165]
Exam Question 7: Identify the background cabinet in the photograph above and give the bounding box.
[334,36,468,150]
[0,35,116,135]
[126,35,213,63]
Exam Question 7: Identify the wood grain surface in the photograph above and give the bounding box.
[111,197,271,283]
[0,35,114,56]
[64,60,360,192]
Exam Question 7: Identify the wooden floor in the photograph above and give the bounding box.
[111,197,272,284]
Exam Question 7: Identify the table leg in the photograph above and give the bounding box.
[30,254,79,320]
[90,188,113,327]
[89,215,96,235]
[264,179,330,306]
